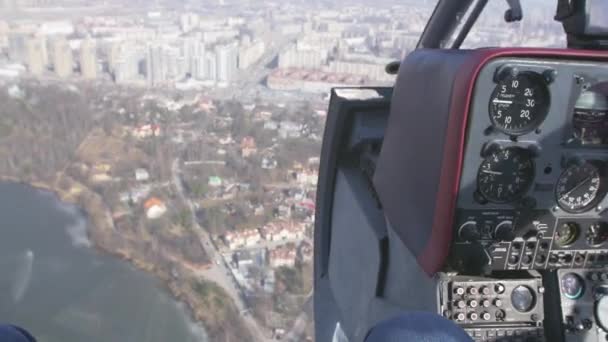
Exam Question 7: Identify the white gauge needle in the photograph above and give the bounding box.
[493,99,513,105]
[482,170,503,175]
[559,176,593,200]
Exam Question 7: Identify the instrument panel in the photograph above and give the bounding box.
[450,57,608,273]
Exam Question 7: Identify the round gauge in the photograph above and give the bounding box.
[595,296,608,331]
[554,222,580,247]
[586,222,608,247]
[477,147,535,203]
[511,285,536,312]
[561,273,585,300]
[572,90,608,145]
[555,162,606,213]
[489,71,551,135]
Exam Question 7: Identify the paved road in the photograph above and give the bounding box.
[171,159,270,342]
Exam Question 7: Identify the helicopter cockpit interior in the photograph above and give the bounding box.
[314,0,608,341]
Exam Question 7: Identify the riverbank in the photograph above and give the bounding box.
[0,174,252,341]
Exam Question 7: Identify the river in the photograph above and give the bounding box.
[0,182,208,342]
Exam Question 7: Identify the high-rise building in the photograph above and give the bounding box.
[115,50,140,84]
[8,32,28,63]
[79,39,97,79]
[25,37,45,75]
[146,44,166,86]
[215,43,238,82]
[204,52,217,81]
[193,55,206,80]
[52,37,73,78]
[164,46,181,80]
[180,13,200,33]
[278,45,326,69]
[107,42,121,70]
[238,41,265,69]
[182,38,204,76]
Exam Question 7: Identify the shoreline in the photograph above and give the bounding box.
[0,175,212,338]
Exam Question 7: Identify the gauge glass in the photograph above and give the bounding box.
[489,72,551,135]
[511,286,536,312]
[555,162,605,213]
[477,147,535,203]
[586,222,608,247]
[560,273,585,300]
[572,89,608,145]
[554,223,580,247]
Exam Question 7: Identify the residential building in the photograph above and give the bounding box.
[8,32,28,63]
[80,39,97,79]
[182,37,204,76]
[269,245,297,268]
[296,169,319,186]
[144,197,167,219]
[238,40,265,69]
[278,121,303,139]
[146,44,166,86]
[215,43,238,82]
[206,51,217,81]
[114,49,140,84]
[180,13,200,33]
[52,37,73,78]
[25,37,45,75]
[224,228,262,250]
[240,136,257,157]
[278,45,326,69]
[260,221,306,241]
[131,124,161,139]
[135,168,150,181]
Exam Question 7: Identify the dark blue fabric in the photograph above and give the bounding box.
[365,312,473,342]
[0,325,36,342]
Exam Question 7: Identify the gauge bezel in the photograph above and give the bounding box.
[560,273,585,300]
[510,285,537,313]
[554,161,607,214]
[488,71,551,136]
[554,222,580,247]
[476,147,536,204]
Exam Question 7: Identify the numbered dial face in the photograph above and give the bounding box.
[555,162,606,213]
[477,147,535,203]
[489,72,551,135]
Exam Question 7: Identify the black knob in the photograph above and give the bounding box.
[560,254,573,264]
[535,254,547,264]
[495,221,515,241]
[512,242,522,251]
[459,222,480,242]
[508,254,520,265]
[549,254,559,264]
[522,254,533,265]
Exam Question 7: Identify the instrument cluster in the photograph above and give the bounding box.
[475,69,608,212]
[451,57,608,273]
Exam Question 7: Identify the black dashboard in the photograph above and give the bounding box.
[448,57,608,341]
